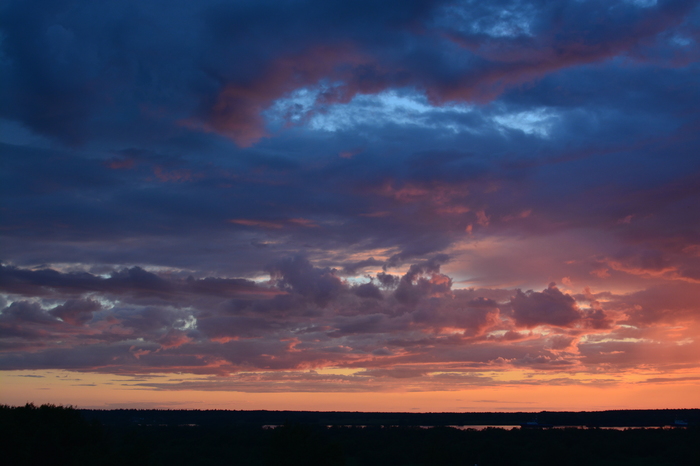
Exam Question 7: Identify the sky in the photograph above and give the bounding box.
[1,0,700,412]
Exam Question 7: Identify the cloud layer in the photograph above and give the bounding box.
[2,258,699,392]
[1,0,699,399]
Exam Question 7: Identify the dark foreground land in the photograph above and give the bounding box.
[2,404,699,466]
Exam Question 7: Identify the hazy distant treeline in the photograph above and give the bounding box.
[2,404,699,466]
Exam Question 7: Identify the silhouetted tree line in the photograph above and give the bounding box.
[2,404,699,466]
[81,407,700,428]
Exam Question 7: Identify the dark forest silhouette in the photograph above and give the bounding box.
[2,404,698,465]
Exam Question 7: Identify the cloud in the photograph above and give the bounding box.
[0,261,545,375]
[0,300,59,327]
[2,0,695,146]
[353,282,384,300]
[510,283,582,328]
[49,298,102,325]
[0,264,273,300]
[342,257,385,275]
[266,256,345,307]
[1,0,700,395]
[0,255,697,384]
[394,263,453,306]
[610,282,700,325]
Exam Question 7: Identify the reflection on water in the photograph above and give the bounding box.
[448,425,518,430]
[450,425,677,431]
[262,424,681,430]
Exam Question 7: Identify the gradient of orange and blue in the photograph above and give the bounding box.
[1,0,700,411]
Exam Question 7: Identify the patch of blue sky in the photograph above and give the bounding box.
[266,85,569,142]
[492,107,558,138]
[267,88,477,134]
[265,87,319,125]
[344,276,375,286]
[671,35,692,47]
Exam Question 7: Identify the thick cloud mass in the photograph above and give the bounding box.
[1,0,700,394]
[510,283,581,328]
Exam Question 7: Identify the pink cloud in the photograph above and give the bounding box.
[152,166,195,183]
[158,329,193,349]
[105,158,135,170]
[199,45,370,146]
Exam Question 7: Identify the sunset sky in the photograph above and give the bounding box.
[2,0,700,412]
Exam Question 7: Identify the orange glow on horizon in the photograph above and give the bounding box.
[2,369,698,412]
